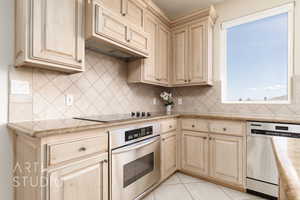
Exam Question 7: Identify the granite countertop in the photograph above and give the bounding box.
[272,137,300,200]
[8,114,180,138]
[8,112,300,138]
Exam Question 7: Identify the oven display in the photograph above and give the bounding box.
[125,126,153,142]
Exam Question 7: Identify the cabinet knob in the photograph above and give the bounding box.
[162,138,166,141]
[184,80,187,83]
[169,125,172,128]
[209,137,212,140]
[203,137,207,140]
[188,80,191,82]
[78,59,82,63]
[104,159,108,163]
[223,128,227,131]
[79,147,86,152]
[192,125,195,128]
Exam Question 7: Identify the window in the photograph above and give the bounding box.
[221,3,294,104]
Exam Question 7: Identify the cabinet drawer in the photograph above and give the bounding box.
[161,119,177,133]
[181,118,209,132]
[48,134,108,166]
[209,120,245,136]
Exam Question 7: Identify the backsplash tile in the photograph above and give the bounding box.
[9,50,165,122]
[172,76,300,118]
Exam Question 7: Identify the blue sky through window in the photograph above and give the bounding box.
[226,13,289,102]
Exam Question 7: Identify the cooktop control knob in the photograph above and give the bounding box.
[131,112,135,117]
[147,112,151,117]
[142,112,145,117]
[136,112,140,117]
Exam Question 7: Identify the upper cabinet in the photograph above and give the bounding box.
[128,11,170,86]
[86,0,149,59]
[171,7,216,86]
[128,5,217,87]
[15,0,85,73]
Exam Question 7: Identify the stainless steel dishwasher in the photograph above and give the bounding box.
[247,121,300,199]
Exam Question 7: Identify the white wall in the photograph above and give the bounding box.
[213,0,300,80]
[0,0,14,200]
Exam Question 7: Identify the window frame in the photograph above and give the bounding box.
[220,3,295,104]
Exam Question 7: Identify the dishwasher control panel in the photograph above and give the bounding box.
[248,122,300,138]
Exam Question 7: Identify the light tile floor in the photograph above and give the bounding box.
[142,173,267,200]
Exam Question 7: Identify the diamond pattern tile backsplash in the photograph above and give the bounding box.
[172,76,300,118]
[9,50,165,122]
[9,50,300,122]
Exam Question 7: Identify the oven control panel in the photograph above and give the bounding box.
[125,126,153,142]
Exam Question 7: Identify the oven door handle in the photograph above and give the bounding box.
[112,136,160,154]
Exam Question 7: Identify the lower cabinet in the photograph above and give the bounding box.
[181,131,209,176]
[209,134,243,185]
[181,131,244,186]
[161,131,177,180]
[48,153,109,200]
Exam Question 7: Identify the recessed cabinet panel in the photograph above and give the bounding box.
[126,0,144,28]
[95,5,128,44]
[161,132,177,180]
[102,0,123,16]
[157,25,170,84]
[173,28,188,85]
[181,131,209,176]
[143,13,159,82]
[15,0,85,72]
[128,26,149,54]
[49,155,108,200]
[210,135,243,185]
[189,22,206,83]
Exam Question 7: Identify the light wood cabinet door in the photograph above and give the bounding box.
[210,134,243,185]
[181,131,209,176]
[124,0,145,28]
[95,5,128,45]
[49,154,108,200]
[143,12,159,83]
[161,132,177,180]
[102,0,124,16]
[29,0,84,71]
[188,21,206,84]
[157,25,170,84]
[128,25,149,55]
[172,27,189,85]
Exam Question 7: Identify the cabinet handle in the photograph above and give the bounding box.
[79,147,87,152]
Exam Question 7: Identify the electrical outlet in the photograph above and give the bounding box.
[178,97,183,105]
[10,80,30,95]
[65,94,74,106]
[153,98,157,105]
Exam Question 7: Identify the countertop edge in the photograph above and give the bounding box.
[272,138,300,200]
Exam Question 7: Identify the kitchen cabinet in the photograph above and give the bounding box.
[15,0,85,73]
[49,154,108,200]
[86,0,149,59]
[172,19,213,86]
[161,131,178,180]
[172,27,189,85]
[181,131,209,176]
[128,11,170,86]
[102,0,145,29]
[210,134,243,185]
[181,118,246,188]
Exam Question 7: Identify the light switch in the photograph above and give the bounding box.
[178,97,183,105]
[153,98,157,105]
[10,80,30,95]
[65,94,74,106]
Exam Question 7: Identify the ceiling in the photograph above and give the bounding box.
[152,0,224,20]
